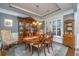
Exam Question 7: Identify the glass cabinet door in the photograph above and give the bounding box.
[64,20,74,35]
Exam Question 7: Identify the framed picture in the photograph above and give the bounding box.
[4,19,13,27]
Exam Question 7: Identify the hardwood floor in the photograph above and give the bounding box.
[66,47,75,56]
[0,50,7,56]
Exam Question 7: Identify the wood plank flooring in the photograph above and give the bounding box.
[0,50,7,56]
[66,47,75,56]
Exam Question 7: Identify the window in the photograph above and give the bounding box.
[52,20,61,36]
[53,21,56,35]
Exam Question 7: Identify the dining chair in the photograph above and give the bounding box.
[32,34,46,56]
[0,29,17,50]
[44,34,53,53]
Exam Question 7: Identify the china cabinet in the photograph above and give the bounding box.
[63,19,75,48]
[18,17,36,43]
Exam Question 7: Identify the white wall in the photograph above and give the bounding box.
[74,4,79,49]
[43,9,74,43]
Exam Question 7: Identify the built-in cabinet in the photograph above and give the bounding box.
[63,19,75,48]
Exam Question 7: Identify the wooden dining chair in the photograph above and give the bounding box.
[44,34,53,53]
[32,34,46,56]
[1,29,17,50]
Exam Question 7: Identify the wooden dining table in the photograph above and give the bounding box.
[23,36,39,55]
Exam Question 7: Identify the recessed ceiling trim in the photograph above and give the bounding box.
[42,8,61,17]
[10,4,42,17]
[10,4,61,17]
[40,4,60,17]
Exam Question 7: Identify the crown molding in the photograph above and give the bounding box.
[10,4,42,17]
[0,8,27,17]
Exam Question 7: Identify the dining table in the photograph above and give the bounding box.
[23,36,40,55]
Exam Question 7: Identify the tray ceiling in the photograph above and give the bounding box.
[0,3,74,18]
[10,3,60,17]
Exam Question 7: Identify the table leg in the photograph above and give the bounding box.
[51,44,53,51]
[47,44,50,53]
[44,47,46,56]
[29,44,32,56]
